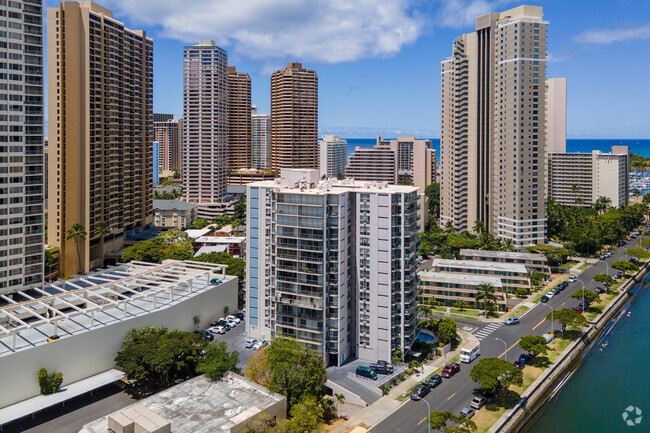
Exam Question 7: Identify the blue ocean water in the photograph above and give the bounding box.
[345,138,650,157]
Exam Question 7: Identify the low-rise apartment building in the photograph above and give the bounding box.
[459,249,549,274]
[153,200,198,230]
[419,272,506,311]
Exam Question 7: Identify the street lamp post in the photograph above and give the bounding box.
[422,397,431,433]
[541,304,554,335]
[495,337,508,362]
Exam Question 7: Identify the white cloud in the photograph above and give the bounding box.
[99,0,424,63]
[574,23,650,44]
[547,53,570,63]
[437,0,514,28]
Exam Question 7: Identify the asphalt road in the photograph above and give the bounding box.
[372,233,642,433]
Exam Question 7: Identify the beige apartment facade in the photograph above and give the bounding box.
[459,248,549,273]
[345,146,397,183]
[419,272,507,311]
[440,5,547,246]
[548,146,629,207]
[227,66,251,171]
[154,117,180,173]
[153,200,198,230]
[545,78,567,153]
[47,1,153,276]
[270,63,318,172]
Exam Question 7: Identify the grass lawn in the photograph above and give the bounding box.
[507,306,530,318]
[578,263,590,270]
[449,313,481,321]
[561,260,580,269]
[474,407,505,433]
[450,308,481,316]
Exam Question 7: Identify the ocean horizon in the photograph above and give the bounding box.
[344,138,650,157]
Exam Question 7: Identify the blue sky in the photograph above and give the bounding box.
[45,0,650,138]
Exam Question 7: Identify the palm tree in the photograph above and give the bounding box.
[571,184,581,206]
[93,221,111,268]
[420,305,433,319]
[473,219,487,235]
[66,223,87,274]
[593,196,612,214]
[503,238,516,252]
[335,393,345,407]
[476,282,497,316]
[444,220,456,235]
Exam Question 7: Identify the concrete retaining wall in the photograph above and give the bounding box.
[0,278,238,409]
[326,380,368,407]
[488,261,649,433]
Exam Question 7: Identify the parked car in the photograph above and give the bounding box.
[370,360,394,375]
[540,295,550,303]
[410,384,430,401]
[513,360,525,370]
[471,396,486,410]
[245,338,258,349]
[202,332,215,341]
[227,315,241,324]
[619,241,627,247]
[209,326,225,335]
[427,374,442,388]
[460,407,475,419]
[545,292,555,299]
[518,353,533,364]
[594,287,605,295]
[235,312,245,320]
[209,278,223,285]
[253,339,268,351]
[568,276,577,283]
[599,255,606,260]
[573,307,584,314]
[504,317,520,326]
[356,366,378,380]
[629,257,639,263]
[225,318,237,327]
[542,333,554,343]
[560,281,569,289]
[47,335,60,342]
[442,362,461,378]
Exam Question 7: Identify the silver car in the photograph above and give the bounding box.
[460,407,475,418]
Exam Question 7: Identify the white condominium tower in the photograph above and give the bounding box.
[182,40,228,206]
[251,106,270,169]
[440,5,547,246]
[0,0,44,294]
[319,135,347,178]
[246,169,419,365]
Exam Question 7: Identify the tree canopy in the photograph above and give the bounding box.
[518,335,548,356]
[121,230,194,263]
[570,289,600,305]
[429,410,477,433]
[437,318,457,345]
[470,358,523,394]
[196,341,240,380]
[550,308,588,338]
[593,273,614,286]
[188,218,209,229]
[612,260,639,273]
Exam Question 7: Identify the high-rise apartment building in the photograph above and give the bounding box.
[251,106,270,169]
[246,169,419,365]
[182,40,228,206]
[548,146,629,207]
[227,66,251,171]
[440,5,547,246]
[153,141,160,185]
[545,78,567,153]
[319,135,347,178]
[154,116,180,172]
[270,63,318,172]
[47,1,153,275]
[0,0,44,295]
[345,146,397,183]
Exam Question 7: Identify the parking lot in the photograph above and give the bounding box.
[200,315,257,369]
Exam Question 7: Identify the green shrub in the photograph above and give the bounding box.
[38,368,63,395]
[516,287,529,298]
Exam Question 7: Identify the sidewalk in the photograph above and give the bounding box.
[329,330,479,433]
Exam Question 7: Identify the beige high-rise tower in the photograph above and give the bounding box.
[270,63,318,172]
[154,116,181,172]
[545,78,567,153]
[47,1,153,276]
[440,5,547,247]
[182,40,228,206]
[227,66,251,171]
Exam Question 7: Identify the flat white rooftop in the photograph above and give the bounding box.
[460,249,548,262]
[82,373,285,433]
[418,271,503,287]
[0,260,231,357]
[431,259,528,274]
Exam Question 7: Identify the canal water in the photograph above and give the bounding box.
[525,280,650,433]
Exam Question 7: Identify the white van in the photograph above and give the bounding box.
[460,343,480,363]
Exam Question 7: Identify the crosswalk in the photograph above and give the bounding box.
[472,323,503,341]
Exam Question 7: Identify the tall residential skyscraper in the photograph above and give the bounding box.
[440,5,547,246]
[345,146,397,184]
[251,106,270,169]
[0,0,44,295]
[182,40,228,206]
[246,169,419,365]
[545,78,567,153]
[154,116,180,172]
[270,63,318,172]
[319,135,347,178]
[227,66,251,171]
[47,1,153,276]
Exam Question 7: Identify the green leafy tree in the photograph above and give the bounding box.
[476,283,496,315]
[470,358,523,394]
[550,309,588,338]
[518,335,548,356]
[247,337,327,412]
[234,194,247,221]
[398,174,414,185]
[173,169,180,179]
[593,273,614,286]
[425,182,440,218]
[38,368,63,395]
[436,318,457,345]
[612,260,638,273]
[196,341,240,380]
[188,218,209,229]
[429,410,477,433]
[570,290,599,306]
[66,223,87,274]
[420,305,433,319]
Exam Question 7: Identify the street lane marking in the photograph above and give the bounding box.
[418,417,427,425]
[532,317,546,331]
[448,393,456,400]
[498,340,520,359]
[561,302,566,306]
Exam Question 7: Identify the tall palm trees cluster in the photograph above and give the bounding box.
[65,222,111,275]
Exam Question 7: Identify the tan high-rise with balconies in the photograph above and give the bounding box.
[47,1,153,276]
[270,63,318,172]
[440,5,547,246]
[227,66,251,172]
[154,117,180,172]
